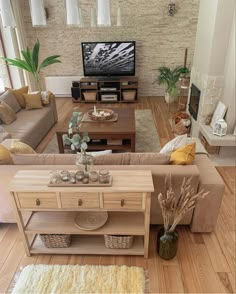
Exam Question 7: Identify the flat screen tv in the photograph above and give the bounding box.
[81,41,136,76]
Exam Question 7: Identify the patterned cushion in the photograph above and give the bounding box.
[0,101,16,125]
[0,90,21,112]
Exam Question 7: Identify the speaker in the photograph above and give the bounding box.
[72,81,80,87]
[71,87,80,99]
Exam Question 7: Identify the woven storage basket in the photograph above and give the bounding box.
[40,234,71,248]
[122,91,136,101]
[83,91,97,101]
[104,235,134,249]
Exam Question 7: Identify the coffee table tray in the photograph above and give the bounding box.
[48,176,113,187]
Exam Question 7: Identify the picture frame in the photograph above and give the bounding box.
[210,101,228,128]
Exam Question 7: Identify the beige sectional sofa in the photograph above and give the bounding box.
[1,95,58,149]
[0,152,225,232]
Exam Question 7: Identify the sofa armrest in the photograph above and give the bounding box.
[48,93,58,122]
[190,162,225,232]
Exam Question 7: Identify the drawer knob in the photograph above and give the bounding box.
[36,198,41,206]
[121,199,125,207]
[78,199,83,206]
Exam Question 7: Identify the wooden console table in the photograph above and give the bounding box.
[9,170,154,258]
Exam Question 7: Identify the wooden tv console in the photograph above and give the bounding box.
[10,170,154,258]
[72,77,138,103]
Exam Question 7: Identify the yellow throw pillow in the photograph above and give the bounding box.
[170,143,196,165]
[11,86,28,108]
[0,144,13,165]
[10,140,36,154]
[23,92,43,110]
[0,101,16,125]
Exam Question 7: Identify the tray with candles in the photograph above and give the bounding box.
[87,106,114,121]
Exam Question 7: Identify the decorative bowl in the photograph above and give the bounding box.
[87,108,114,121]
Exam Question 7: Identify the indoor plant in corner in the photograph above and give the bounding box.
[1,39,61,91]
[62,108,92,174]
[156,66,190,104]
[157,175,208,260]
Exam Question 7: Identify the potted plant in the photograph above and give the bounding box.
[1,40,61,91]
[157,175,208,260]
[62,108,92,174]
[155,66,190,103]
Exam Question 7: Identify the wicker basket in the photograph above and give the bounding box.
[104,235,134,249]
[83,91,97,101]
[40,234,71,248]
[122,90,136,101]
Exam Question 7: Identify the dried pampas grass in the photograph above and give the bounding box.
[158,175,209,232]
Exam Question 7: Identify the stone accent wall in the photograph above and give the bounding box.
[190,67,224,123]
[23,0,200,96]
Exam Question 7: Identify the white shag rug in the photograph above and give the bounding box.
[12,264,147,294]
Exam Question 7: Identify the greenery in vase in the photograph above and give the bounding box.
[155,66,190,100]
[63,108,90,154]
[0,40,61,91]
[158,175,208,233]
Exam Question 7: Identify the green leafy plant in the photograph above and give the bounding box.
[155,66,190,99]
[0,40,61,91]
[63,108,90,153]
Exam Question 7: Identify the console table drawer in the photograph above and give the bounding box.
[17,193,57,209]
[60,193,100,208]
[103,193,143,210]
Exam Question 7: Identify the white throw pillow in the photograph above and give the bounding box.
[160,134,188,154]
[84,150,112,157]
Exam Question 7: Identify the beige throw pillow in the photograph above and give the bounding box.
[11,86,28,108]
[10,140,36,154]
[23,92,43,110]
[0,90,21,112]
[0,144,13,165]
[0,101,16,125]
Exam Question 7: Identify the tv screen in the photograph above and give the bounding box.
[81,41,135,76]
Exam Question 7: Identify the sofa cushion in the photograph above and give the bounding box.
[160,134,188,154]
[24,92,43,110]
[11,86,28,108]
[0,144,13,164]
[4,106,54,148]
[93,153,131,165]
[0,101,16,125]
[0,90,21,112]
[170,143,196,165]
[130,153,170,165]
[12,153,77,165]
[10,140,36,154]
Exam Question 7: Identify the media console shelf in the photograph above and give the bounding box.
[72,77,138,103]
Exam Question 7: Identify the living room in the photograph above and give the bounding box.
[0,0,235,293]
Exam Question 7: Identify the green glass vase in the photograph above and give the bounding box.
[157,227,178,260]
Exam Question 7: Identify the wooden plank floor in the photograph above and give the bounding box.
[0,97,235,293]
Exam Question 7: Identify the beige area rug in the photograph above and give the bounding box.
[12,264,146,294]
[44,109,161,153]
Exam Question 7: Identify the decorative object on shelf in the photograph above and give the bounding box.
[122,90,136,101]
[213,119,227,137]
[233,125,236,136]
[1,40,61,91]
[65,0,81,26]
[83,91,97,102]
[60,170,71,181]
[210,101,228,128]
[75,170,84,181]
[99,169,110,184]
[89,170,99,182]
[104,235,134,249]
[29,0,47,27]
[74,211,109,231]
[0,0,16,28]
[205,114,213,125]
[157,175,208,259]
[88,108,114,121]
[168,0,176,16]
[40,234,71,248]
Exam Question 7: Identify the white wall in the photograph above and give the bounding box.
[222,11,235,133]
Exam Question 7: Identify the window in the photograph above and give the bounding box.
[0,30,11,90]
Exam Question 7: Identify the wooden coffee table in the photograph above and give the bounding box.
[56,108,136,153]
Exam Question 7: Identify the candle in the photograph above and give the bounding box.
[94,105,97,114]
